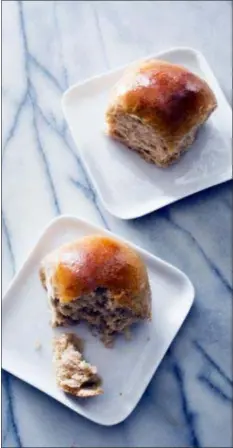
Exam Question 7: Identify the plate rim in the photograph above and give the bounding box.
[2,215,195,425]
[61,46,232,108]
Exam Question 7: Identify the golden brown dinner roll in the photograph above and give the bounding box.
[40,235,151,346]
[53,333,103,397]
[105,59,217,167]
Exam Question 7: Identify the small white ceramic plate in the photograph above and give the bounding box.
[62,47,232,219]
[2,216,194,425]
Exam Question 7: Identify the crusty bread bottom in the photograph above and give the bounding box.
[50,288,141,347]
[106,113,200,167]
[53,333,103,397]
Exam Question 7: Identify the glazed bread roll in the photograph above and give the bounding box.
[40,235,151,346]
[105,59,217,167]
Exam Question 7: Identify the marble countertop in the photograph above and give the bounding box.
[2,1,232,447]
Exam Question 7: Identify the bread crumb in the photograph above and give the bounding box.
[124,328,132,341]
[35,341,42,350]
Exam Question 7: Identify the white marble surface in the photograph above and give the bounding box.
[2,1,232,447]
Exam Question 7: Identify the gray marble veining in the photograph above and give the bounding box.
[2,1,232,447]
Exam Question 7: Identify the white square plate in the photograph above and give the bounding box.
[62,47,232,220]
[2,216,194,425]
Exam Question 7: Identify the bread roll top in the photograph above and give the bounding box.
[106,59,217,146]
[40,235,151,318]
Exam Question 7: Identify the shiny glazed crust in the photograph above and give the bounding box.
[40,235,151,318]
[105,59,217,151]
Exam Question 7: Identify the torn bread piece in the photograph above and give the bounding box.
[53,333,103,397]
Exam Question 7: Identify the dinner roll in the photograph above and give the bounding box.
[105,59,217,167]
[40,235,151,346]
